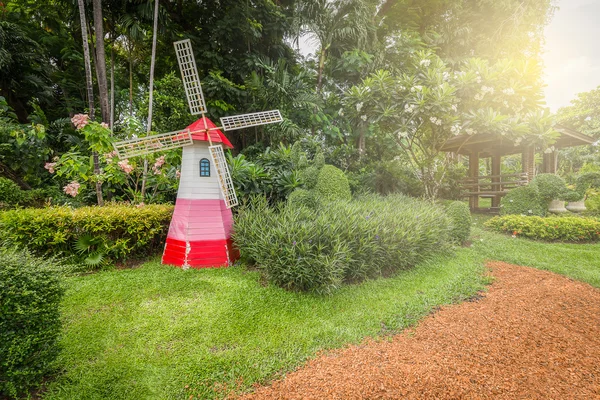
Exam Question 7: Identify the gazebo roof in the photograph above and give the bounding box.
[439,124,595,157]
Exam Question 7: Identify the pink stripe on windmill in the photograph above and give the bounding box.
[112,39,283,269]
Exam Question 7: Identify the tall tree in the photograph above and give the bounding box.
[77,0,103,206]
[92,0,110,123]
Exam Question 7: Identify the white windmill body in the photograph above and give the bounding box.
[112,39,282,269]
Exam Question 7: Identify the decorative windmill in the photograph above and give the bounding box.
[112,39,283,269]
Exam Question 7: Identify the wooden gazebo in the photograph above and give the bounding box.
[440,125,595,213]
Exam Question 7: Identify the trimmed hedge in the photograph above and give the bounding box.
[500,186,546,217]
[315,165,351,202]
[0,248,64,398]
[446,201,471,244]
[530,173,568,203]
[485,215,600,242]
[0,204,174,263]
[234,195,450,294]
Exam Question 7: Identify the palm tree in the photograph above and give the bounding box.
[294,0,373,94]
[77,0,104,206]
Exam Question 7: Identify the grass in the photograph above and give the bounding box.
[42,214,600,400]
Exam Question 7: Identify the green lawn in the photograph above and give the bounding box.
[43,219,600,400]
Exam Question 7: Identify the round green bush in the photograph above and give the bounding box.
[288,188,319,209]
[0,178,24,206]
[500,186,546,217]
[445,201,471,244]
[531,173,567,204]
[315,165,351,202]
[0,248,64,398]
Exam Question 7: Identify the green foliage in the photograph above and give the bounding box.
[562,190,584,203]
[576,172,600,194]
[500,186,546,216]
[300,166,320,190]
[531,173,568,204]
[315,165,351,202]
[0,205,174,265]
[287,188,319,209]
[445,201,472,244]
[234,195,450,294]
[0,248,64,398]
[585,189,600,214]
[0,178,24,206]
[485,215,600,242]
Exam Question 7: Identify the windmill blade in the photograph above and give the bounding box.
[174,39,207,115]
[219,110,283,131]
[113,130,193,159]
[208,145,238,208]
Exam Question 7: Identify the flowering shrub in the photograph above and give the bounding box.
[485,215,600,242]
[46,115,181,204]
[233,194,450,294]
[0,204,174,263]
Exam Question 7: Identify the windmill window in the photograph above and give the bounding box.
[199,158,211,177]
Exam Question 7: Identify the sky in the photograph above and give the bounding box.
[543,0,600,111]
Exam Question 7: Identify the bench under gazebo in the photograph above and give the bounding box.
[440,125,595,213]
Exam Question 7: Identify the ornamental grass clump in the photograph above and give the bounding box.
[233,194,450,294]
[445,201,472,244]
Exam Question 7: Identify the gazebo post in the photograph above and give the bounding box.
[469,152,479,210]
[542,150,558,173]
[522,145,535,182]
[491,155,501,208]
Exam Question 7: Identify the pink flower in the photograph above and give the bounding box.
[71,114,89,130]
[104,150,117,160]
[63,181,80,197]
[44,162,56,174]
[118,159,134,174]
[154,155,165,168]
[136,202,145,208]
[100,122,109,129]
[176,170,181,179]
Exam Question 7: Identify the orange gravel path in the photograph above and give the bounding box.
[241,262,600,399]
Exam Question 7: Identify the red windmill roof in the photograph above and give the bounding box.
[186,117,234,149]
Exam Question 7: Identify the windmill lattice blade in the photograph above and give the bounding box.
[209,145,238,209]
[113,130,193,159]
[220,110,283,131]
[174,39,207,115]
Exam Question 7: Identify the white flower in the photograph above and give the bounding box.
[451,104,458,112]
[465,128,476,136]
[528,210,533,214]
[360,115,368,121]
[450,125,461,135]
[476,77,482,84]
[338,108,344,116]
[404,104,415,113]
[502,88,515,96]
[585,116,592,121]
[420,59,431,67]
[442,72,450,81]
[410,85,423,93]
[356,102,363,112]
[430,117,438,124]
[509,199,514,203]
[474,94,483,101]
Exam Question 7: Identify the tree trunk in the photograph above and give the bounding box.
[77,0,103,206]
[0,161,31,190]
[141,0,160,201]
[110,46,115,129]
[92,0,110,124]
[316,47,327,94]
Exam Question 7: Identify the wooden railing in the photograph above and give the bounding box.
[460,173,529,197]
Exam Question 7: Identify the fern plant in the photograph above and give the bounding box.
[73,234,107,267]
